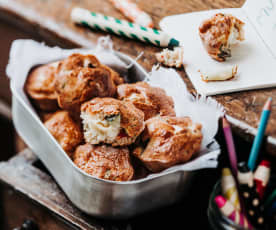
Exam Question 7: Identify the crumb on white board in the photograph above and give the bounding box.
[155,47,184,68]
[200,65,238,82]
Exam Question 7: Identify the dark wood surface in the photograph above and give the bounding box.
[0,0,275,155]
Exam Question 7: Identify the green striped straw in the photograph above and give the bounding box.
[71,7,179,47]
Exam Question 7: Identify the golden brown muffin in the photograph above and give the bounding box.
[57,53,101,71]
[199,13,244,62]
[55,53,117,112]
[44,111,83,156]
[117,82,175,120]
[81,97,145,146]
[73,144,134,181]
[25,62,59,111]
[133,116,202,172]
[55,67,116,112]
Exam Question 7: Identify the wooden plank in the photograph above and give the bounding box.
[1,185,74,230]
[0,149,109,230]
[0,0,275,155]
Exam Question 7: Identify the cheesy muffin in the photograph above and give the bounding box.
[80,98,145,146]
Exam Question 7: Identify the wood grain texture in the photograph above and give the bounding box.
[0,149,109,230]
[0,0,275,154]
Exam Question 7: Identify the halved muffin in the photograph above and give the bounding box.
[81,98,145,146]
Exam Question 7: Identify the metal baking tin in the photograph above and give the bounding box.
[11,51,217,219]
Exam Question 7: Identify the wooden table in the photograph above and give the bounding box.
[0,1,275,229]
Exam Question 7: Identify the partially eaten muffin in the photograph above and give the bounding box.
[199,13,245,62]
[81,97,145,146]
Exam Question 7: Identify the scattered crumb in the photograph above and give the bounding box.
[200,65,238,82]
[155,47,184,68]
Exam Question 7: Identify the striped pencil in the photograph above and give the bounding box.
[222,116,238,177]
[248,97,272,171]
[71,7,179,47]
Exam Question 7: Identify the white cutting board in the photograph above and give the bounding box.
[160,0,276,95]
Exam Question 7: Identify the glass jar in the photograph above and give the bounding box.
[207,181,255,230]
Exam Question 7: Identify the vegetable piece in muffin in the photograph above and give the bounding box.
[199,13,245,62]
[133,116,202,172]
[44,111,83,157]
[25,62,59,111]
[55,67,116,112]
[81,98,145,146]
[117,82,175,120]
[73,144,134,181]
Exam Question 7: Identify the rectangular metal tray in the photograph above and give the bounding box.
[11,51,202,219]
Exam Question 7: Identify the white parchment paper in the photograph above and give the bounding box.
[6,38,223,174]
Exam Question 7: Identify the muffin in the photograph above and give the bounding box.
[25,62,59,111]
[117,82,175,120]
[44,111,83,156]
[199,13,245,62]
[80,97,145,146]
[133,116,202,172]
[73,144,134,181]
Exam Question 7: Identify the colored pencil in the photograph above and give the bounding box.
[222,116,238,176]
[248,97,272,170]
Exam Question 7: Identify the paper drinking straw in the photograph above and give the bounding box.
[109,0,154,28]
[254,160,271,199]
[221,168,241,210]
[222,116,238,177]
[214,195,252,229]
[248,97,272,171]
[71,7,179,47]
